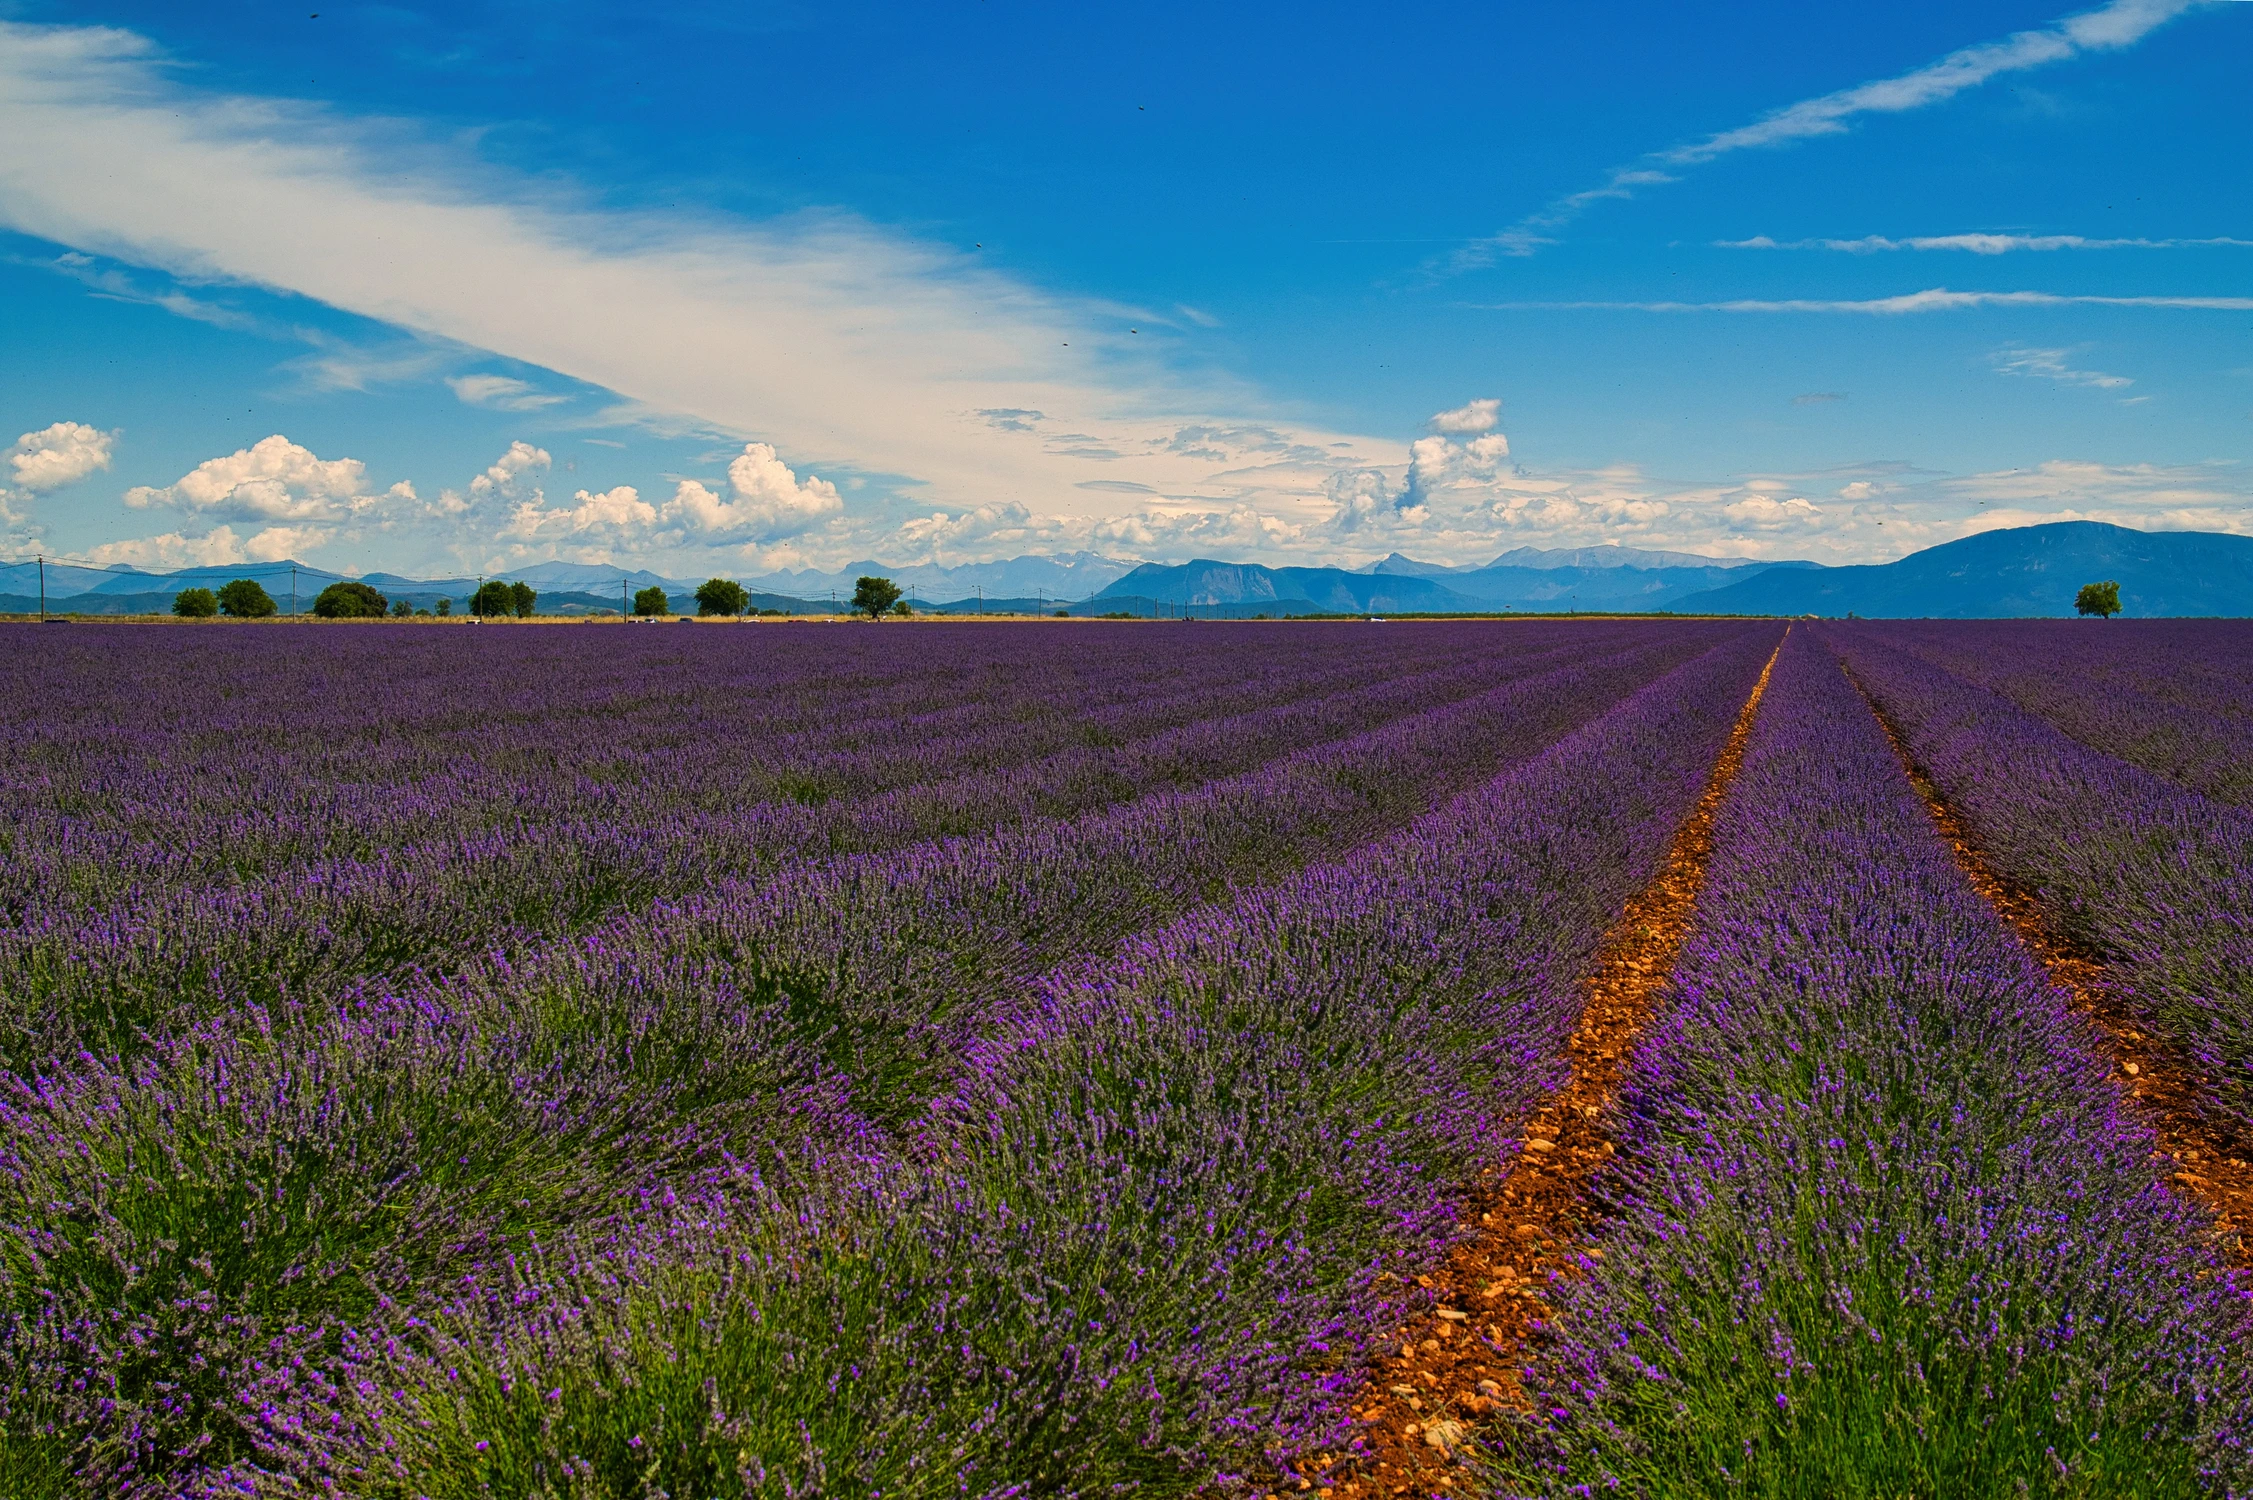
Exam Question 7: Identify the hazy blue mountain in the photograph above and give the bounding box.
[504,560,686,594]
[1435,562,1806,609]
[12,524,2249,619]
[1482,544,1772,571]
[1358,552,1462,578]
[1670,521,2253,618]
[0,560,149,598]
[1096,560,1485,613]
[1365,544,1773,575]
[0,590,183,616]
[747,551,1138,603]
[1098,556,1796,613]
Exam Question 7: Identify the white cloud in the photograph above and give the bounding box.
[1429,398,1501,435]
[437,439,553,521]
[0,22,1394,538]
[1482,289,2253,314]
[1325,469,1401,533]
[84,522,324,568]
[892,502,1046,560]
[1721,233,2253,254]
[281,334,455,393]
[1400,424,1511,510]
[662,443,844,543]
[1457,0,2230,265]
[123,433,402,521]
[40,251,258,329]
[502,484,658,544]
[9,420,115,491]
[1990,345,2134,389]
[1089,504,1306,555]
[448,373,567,410]
[1722,494,1823,529]
[1241,446,2253,569]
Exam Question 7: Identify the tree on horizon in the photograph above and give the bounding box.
[696,578,750,616]
[851,575,903,620]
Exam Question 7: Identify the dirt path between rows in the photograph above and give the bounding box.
[1842,660,2253,1268]
[1290,636,1783,1500]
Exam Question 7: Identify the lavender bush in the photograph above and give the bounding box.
[312,627,1779,1497]
[1856,620,2253,804]
[0,620,1767,1495]
[1827,625,2253,1132]
[1495,631,2253,1499]
[0,622,1680,1060]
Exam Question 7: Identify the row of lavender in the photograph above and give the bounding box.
[0,622,1690,1059]
[280,625,1779,1496]
[1857,620,2253,806]
[1498,631,2253,1497]
[1829,624,2253,1133]
[0,622,1777,1495]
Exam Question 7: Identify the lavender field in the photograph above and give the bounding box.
[3,618,2251,1499]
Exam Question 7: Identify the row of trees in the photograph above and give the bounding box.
[172,573,922,622]
[682,574,907,619]
[172,578,284,619]
[173,578,536,620]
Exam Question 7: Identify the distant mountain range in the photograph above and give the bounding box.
[1094,546,1812,616]
[5,523,2249,618]
[742,551,1135,604]
[1665,521,2253,618]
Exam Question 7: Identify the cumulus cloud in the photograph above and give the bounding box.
[1402,429,1510,509]
[502,484,658,544]
[9,420,115,491]
[468,440,551,503]
[1090,504,1305,554]
[124,434,407,522]
[1325,469,1400,533]
[85,522,325,569]
[1723,493,1824,528]
[890,502,1056,561]
[1429,398,1502,435]
[663,443,844,543]
[1320,404,1518,532]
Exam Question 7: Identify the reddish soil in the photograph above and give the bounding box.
[1282,638,1783,1500]
[1846,667,2253,1268]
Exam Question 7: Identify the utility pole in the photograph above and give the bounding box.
[622,577,628,620]
[37,555,45,622]
[291,564,298,618]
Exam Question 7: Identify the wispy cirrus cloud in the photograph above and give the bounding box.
[448,373,568,411]
[1454,0,2239,267]
[1721,233,2253,253]
[1479,289,2253,314]
[1991,345,2134,389]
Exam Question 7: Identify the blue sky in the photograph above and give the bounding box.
[0,0,2247,576]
